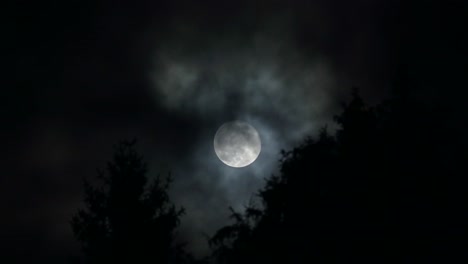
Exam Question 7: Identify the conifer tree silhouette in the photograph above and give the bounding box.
[71,140,185,264]
[210,88,467,263]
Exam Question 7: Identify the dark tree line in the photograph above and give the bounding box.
[72,87,466,263]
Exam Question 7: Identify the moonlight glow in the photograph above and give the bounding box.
[214,121,261,168]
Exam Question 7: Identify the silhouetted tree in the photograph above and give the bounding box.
[211,88,467,263]
[71,140,185,264]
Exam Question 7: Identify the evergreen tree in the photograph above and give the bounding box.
[71,140,185,264]
[210,88,466,263]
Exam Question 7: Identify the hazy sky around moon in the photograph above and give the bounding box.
[214,121,261,168]
[148,29,337,256]
[145,2,397,256]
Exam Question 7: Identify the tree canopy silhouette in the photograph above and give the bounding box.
[210,88,467,263]
[71,140,185,264]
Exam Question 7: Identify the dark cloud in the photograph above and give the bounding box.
[4,0,467,262]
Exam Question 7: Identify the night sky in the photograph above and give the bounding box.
[4,0,467,263]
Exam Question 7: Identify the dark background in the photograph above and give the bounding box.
[3,0,467,262]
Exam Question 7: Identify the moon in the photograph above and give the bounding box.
[214,121,261,168]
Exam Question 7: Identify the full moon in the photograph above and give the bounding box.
[214,121,261,168]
